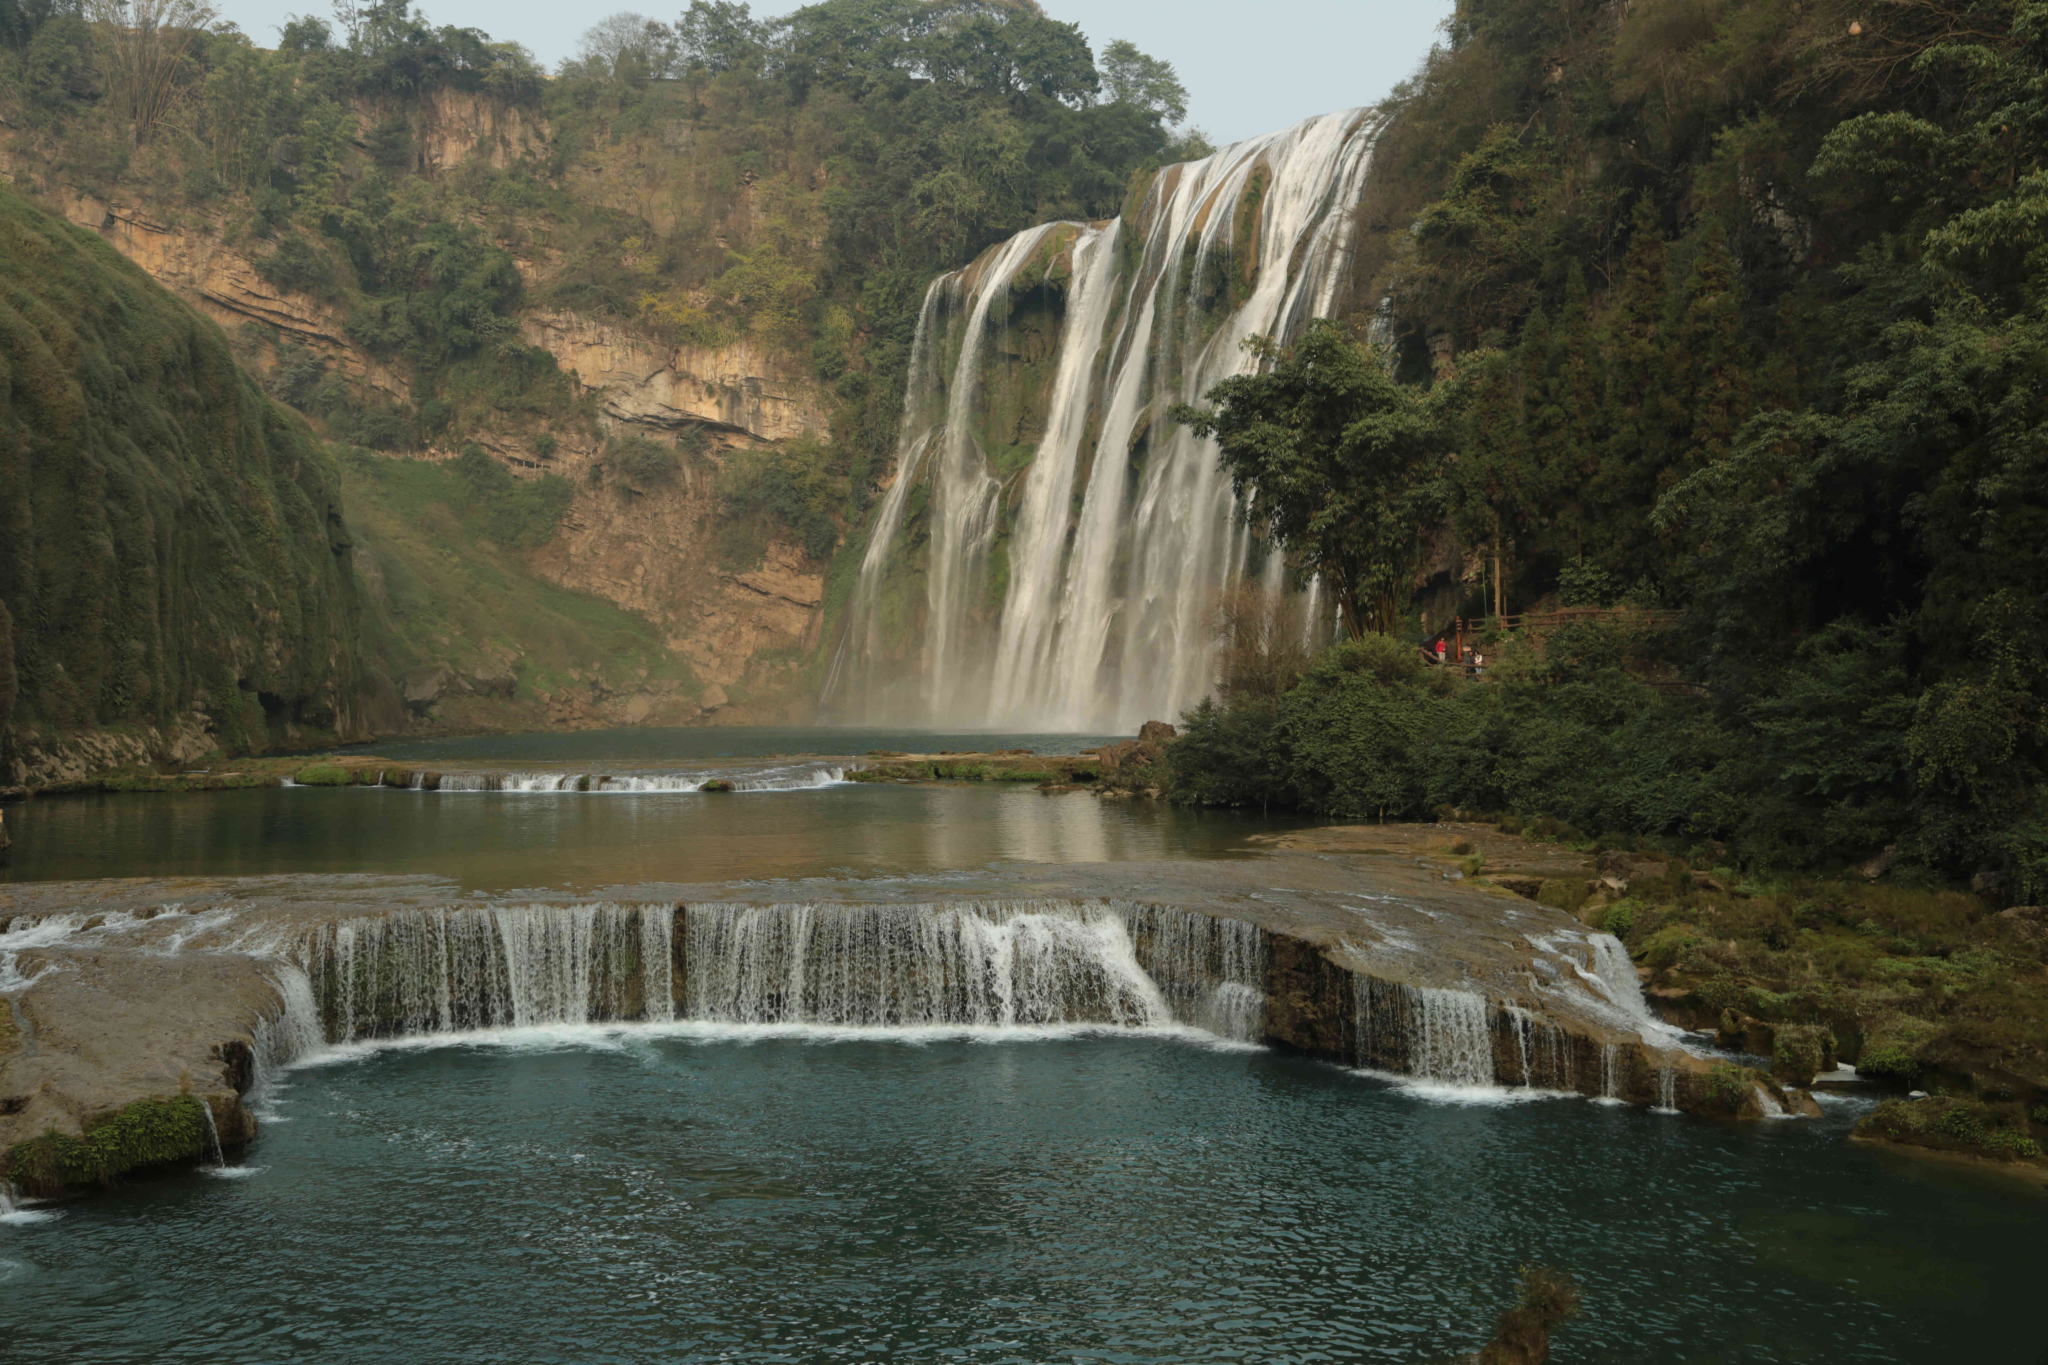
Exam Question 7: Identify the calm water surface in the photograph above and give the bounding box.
[350,726,1130,762]
[1,728,1312,890]
[1,1031,2037,1364]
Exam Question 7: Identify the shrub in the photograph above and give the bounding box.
[292,764,354,786]
[603,434,678,487]
[453,445,575,548]
[255,233,341,299]
[1772,1024,1835,1083]
[1640,923,1701,971]
[1856,1046,1922,1086]
[1859,1096,2044,1161]
[1599,901,1639,939]
[1704,1063,1753,1113]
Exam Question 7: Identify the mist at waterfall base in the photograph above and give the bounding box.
[3,1034,2033,1364]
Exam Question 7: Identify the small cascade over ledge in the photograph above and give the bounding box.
[2,862,1766,1181]
[288,900,1271,1046]
[825,109,1382,730]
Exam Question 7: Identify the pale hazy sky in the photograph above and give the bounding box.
[212,1,1455,145]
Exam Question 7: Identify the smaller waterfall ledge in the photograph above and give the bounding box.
[0,860,1797,1195]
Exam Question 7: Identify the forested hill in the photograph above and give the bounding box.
[1167,0,2048,893]
[0,180,370,786]
[0,0,1198,744]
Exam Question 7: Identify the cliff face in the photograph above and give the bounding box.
[0,184,366,788]
[0,102,835,735]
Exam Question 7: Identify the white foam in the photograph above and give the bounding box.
[1346,1065,1577,1106]
[382,765,850,795]
[271,1017,1258,1065]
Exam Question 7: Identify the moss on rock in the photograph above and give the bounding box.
[3,1095,209,1197]
[1855,1095,2045,1165]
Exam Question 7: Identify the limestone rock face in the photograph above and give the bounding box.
[3,713,220,789]
[520,310,827,443]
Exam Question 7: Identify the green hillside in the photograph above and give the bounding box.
[0,179,365,776]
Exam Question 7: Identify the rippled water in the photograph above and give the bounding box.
[2,1031,2037,1363]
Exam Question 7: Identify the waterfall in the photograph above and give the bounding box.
[827,108,1383,728]
[301,904,675,1042]
[197,1100,224,1168]
[1410,987,1495,1087]
[1656,1067,1679,1113]
[1585,932,1665,1035]
[1125,906,1268,1042]
[252,964,326,1081]
[1599,1043,1619,1102]
[1355,978,1506,1088]
[682,900,1170,1028]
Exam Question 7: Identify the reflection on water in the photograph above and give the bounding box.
[0,1034,2036,1363]
[350,725,1127,762]
[0,783,1315,890]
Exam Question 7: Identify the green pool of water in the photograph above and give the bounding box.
[2,1029,2036,1363]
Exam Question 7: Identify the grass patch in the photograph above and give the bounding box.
[342,454,698,703]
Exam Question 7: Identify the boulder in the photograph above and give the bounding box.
[464,660,518,699]
[1859,845,1896,881]
[1137,720,1178,746]
[1998,906,2046,941]
[401,664,454,715]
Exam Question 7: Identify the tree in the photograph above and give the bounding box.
[1098,38,1184,125]
[85,0,217,143]
[572,11,676,82]
[1172,319,1453,638]
[675,0,764,74]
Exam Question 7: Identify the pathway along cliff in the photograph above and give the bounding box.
[0,848,1803,1199]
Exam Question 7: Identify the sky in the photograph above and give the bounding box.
[211,0,1456,145]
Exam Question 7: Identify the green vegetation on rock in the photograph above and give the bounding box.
[0,180,362,777]
[1856,1095,2045,1165]
[3,1095,209,1197]
[343,448,699,710]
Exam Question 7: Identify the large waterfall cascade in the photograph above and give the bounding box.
[827,109,1383,730]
